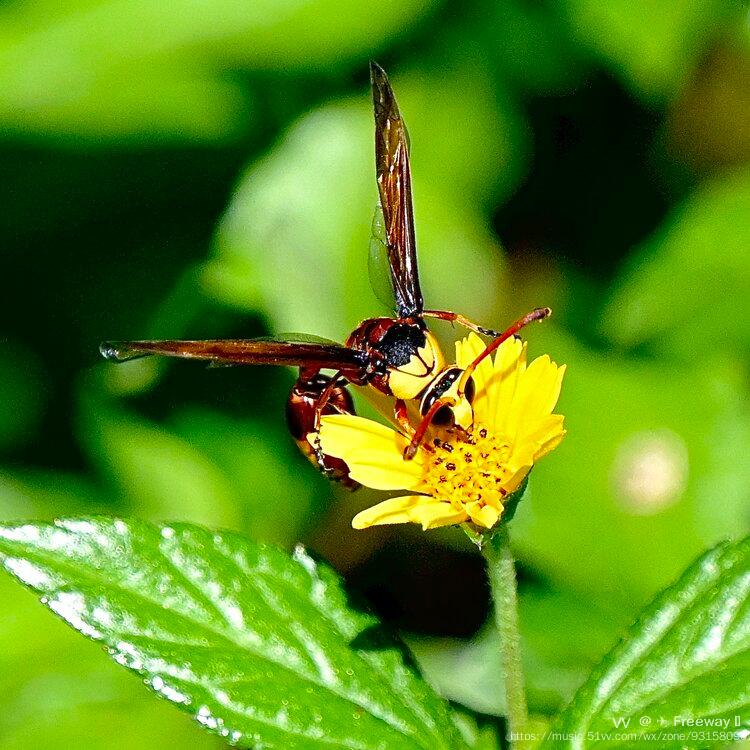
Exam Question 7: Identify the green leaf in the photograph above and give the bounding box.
[0,67,251,145]
[543,537,750,749]
[77,391,244,530]
[171,408,327,546]
[0,469,106,520]
[450,708,502,750]
[0,0,437,73]
[0,0,437,141]
[0,518,466,750]
[0,567,217,749]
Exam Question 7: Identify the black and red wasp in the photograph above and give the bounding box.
[101,63,549,485]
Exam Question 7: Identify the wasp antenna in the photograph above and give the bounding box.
[99,341,149,362]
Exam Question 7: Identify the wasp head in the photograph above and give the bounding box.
[419,366,476,431]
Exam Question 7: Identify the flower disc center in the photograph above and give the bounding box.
[423,424,513,514]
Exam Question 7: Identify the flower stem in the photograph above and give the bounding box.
[483,524,528,747]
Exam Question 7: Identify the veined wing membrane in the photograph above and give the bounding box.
[370,61,422,318]
[368,202,399,311]
[99,338,367,371]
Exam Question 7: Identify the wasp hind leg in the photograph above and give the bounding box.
[310,371,345,473]
[421,309,502,338]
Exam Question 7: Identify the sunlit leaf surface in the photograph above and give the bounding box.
[0,569,219,749]
[0,518,466,750]
[543,536,750,748]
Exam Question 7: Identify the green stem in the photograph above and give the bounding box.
[483,524,528,747]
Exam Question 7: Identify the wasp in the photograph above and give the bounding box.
[101,63,549,485]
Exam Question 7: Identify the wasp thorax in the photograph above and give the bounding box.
[378,322,428,366]
[419,367,475,430]
[387,328,444,399]
[347,318,444,400]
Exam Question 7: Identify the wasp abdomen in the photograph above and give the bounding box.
[286,374,359,490]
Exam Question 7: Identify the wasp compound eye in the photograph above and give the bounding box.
[464,376,476,404]
[431,404,454,426]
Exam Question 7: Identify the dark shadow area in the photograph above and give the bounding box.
[496,71,670,279]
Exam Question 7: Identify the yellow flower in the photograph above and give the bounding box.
[316,333,566,531]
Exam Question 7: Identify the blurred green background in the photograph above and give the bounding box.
[1,0,749,746]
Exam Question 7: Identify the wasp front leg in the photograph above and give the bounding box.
[393,399,416,439]
[403,396,457,460]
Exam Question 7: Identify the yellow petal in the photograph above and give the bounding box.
[315,415,425,491]
[352,495,468,530]
[455,333,494,425]
[489,338,527,433]
[517,414,566,461]
[417,506,470,530]
[526,361,565,420]
[504,354,563,440]
[534,427,567,460]
[502,463,532,495]
[465,502,501,529]
[547,363,566,415]
[454,332,483,370]
[480,487,504,510]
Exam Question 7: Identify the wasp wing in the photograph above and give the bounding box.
[370,61,423,318]
[268,333,341,345]
[203,332,342,367]
[367,202,400,311]
[100,337,367,372]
